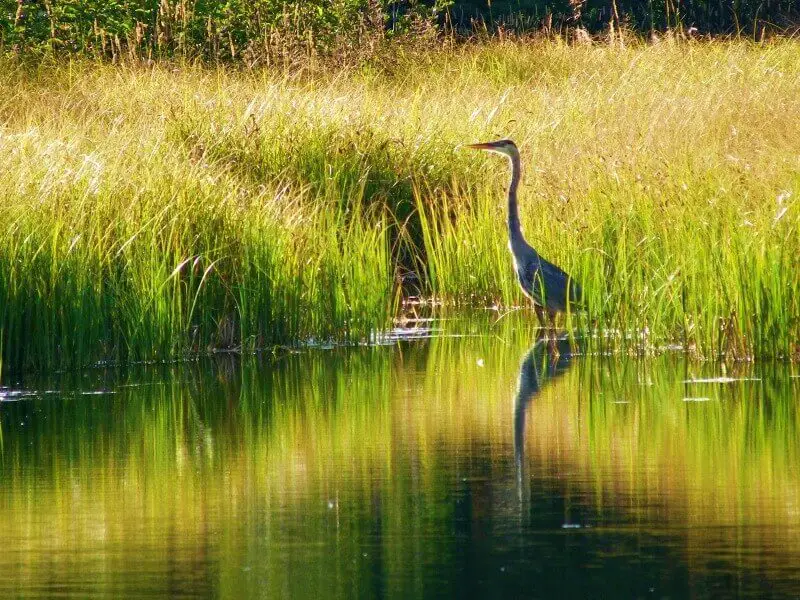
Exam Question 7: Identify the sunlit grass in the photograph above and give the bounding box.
[410,40,800,360]
[1,38,799,371]
[0,64,395,373]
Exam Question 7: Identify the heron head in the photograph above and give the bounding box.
[466,139,519,159]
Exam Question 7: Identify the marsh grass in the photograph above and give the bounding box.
[1,38,799,373]
[0,75,394,373]
[410,40,800,360]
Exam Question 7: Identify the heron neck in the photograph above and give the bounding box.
[507,153,523,245]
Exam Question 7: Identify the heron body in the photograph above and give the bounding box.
[467,139,582,323]
[513,244,581,314]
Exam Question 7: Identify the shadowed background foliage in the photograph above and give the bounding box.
[2,0,799,60]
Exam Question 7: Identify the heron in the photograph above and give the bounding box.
[466,139,582,347]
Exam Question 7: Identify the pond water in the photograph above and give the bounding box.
[1,315,799,598]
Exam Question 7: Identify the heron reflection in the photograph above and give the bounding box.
[514,337,576,503]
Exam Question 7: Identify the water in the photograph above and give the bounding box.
[1,317,799,598]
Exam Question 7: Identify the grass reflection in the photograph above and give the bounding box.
[0,319,798,597]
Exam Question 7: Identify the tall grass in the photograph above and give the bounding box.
[412,40,800,360]
[1,38,799,372]
[0,65,394,373]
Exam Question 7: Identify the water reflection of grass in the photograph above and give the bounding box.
[1,329,799,595]
[601,364,799,522]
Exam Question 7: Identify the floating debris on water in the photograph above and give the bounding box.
[683,377,760,384]
[0,389,39,402]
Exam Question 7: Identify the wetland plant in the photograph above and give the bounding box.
[0,39,798,373]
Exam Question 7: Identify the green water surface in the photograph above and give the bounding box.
[1,316,799,598]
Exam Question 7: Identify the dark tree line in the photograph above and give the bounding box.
[448,0,799,34]
[2,0,798,58]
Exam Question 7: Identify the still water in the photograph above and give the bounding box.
[1,316,799,598]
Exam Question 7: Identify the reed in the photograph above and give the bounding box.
[411,40,800,360]
[0,64,394,373]
[1,38,799,372]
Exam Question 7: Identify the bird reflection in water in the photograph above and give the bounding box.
[514,338,576,504]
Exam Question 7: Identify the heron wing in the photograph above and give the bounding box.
[517,254,582,312]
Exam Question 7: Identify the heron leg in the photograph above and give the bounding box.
[534,304,547,334]
[547,309,560,359]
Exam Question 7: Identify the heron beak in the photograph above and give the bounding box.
[466,142,496,150]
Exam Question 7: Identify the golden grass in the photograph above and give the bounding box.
[1,38,799,370]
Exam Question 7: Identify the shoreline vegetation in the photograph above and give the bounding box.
[3,0,800,62]
[1,23,799,372]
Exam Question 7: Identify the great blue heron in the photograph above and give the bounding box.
[467,139,582,346]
